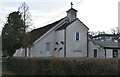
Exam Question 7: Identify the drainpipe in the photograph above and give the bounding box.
[104,48,106,58]
[64,28,66,57]
[87,32,89,57]
[118,34,120,58]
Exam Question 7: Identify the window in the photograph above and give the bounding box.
[46,43,51,56]
[46,43,50,51]
[75,32,80,41]
[113,49,118,58]
[94,49,97,57]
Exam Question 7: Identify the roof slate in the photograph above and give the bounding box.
[93,34,118,38]
[28,17,66,44]
[56,18,89,31]
[27,17,89,45]
[93,40,120,49]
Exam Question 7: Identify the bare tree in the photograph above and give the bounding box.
[18,2,32,57]
[111,27,119,34]
[18,2,32,32]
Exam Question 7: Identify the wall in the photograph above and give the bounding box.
[54,30,64,57]
[32,31,56,57]
[97,47,105,58]
[66,19,88,57]
[118,50,120,58]
[88,40,105,58]
[88,40,95,58]
[14,48,25,57]
[106,49,113,58]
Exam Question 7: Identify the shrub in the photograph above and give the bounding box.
[2,57,119,75]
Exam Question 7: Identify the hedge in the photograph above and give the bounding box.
[2,57,119,75]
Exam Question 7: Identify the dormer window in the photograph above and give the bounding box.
[75,32,80,41]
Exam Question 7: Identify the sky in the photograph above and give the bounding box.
[0,0,120,34]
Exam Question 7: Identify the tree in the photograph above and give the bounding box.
[111,27,119,34]
[18,2,32,57]
[2,11,25,57]
[18,2,32,32]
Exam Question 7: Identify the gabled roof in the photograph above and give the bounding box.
[29,17,66,44]
[93,40,120,49]
[66,8,78,12]
[93,34,118,38]
[28,17,89,45]
[56,19,77,31]
[56,18,89,31]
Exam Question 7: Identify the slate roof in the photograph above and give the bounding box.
[66,8,78,12]
[93,40,120,49]
[56,19,77,31]
[28,17,66,44]
[27,17,89,45]
[93,34,118,38]
[56,18,89,31]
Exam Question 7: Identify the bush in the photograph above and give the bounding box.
[2,57,119,75]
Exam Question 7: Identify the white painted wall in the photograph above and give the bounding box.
[118,50,120,58]
[106,49,113,58]
[97,47,105,58]
[88,40,106,58]
[14,48,25,57]
[55,30,64,57]
[88,40,95,57]
[32,31,56,57]
[66,19,88,57]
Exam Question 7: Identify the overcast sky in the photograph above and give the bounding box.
[0,0,120,34]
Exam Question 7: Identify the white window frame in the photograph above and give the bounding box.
[75,32,80,41]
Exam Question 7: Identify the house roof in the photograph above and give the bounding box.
[93,34,118,38]
[29,17,66,44]
[93,40,120,49]
[66,8,78,12]
[56,19,77,30]
[56,18,89,31]
[28,17,89,45]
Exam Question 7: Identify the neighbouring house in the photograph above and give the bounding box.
[14,4,89,57]
[88,34,120,58]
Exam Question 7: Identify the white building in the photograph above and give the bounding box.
[14,4,89,57]
[88,34,120,58]
[14,4,120,58]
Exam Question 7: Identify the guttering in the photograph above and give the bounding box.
[64,28,66,57]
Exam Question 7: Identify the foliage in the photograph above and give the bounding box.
[18,2,32,57]
[2,11,25,57]
[2,57,119,75]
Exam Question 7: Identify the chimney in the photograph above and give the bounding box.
[66,2,78,23]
